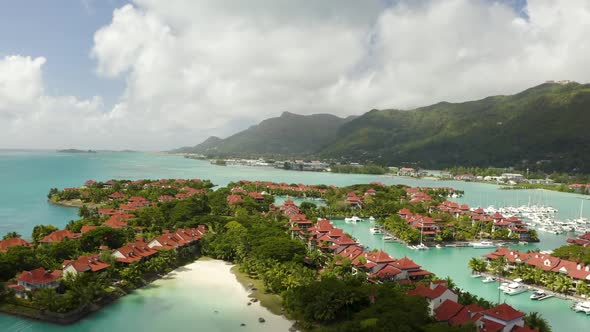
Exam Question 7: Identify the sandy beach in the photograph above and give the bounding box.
[154,258,295,331]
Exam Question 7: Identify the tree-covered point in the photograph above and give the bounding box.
[330,164,388,175]
[48,178,214,204]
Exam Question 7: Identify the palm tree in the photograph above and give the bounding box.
[468,257,486,274]
[576,281,590,296]
[525,312,552,332]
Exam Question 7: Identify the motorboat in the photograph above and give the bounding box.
[368,216,376,223]
[370,227,383,234]
[572,301,590,314]
[471,274,483,278]
[530,290,552,301]
[498,282,509,291]
[481,276,496,283]
[504,281,527,295]
[344,216,363,223]
[383,235,394,241]
[435,244,443,249]
[471,241,495,249]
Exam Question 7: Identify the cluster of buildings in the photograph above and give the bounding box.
[484,247,590,282]
[5,226,207,298]
[279,200,537,332]
[394,194,531,242]
[234,180,330,196]
[568,183,590,193]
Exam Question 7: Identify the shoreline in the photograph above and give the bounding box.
[230,265,285,317]
[48,199,102,209]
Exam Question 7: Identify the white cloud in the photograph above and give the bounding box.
[3,0,590,149]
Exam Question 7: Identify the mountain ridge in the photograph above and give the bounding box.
[173,82,590,172]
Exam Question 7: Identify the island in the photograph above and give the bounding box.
[0,178,549,331]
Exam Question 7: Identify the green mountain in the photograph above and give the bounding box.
[176,112,356,156]
[320,82,590,172]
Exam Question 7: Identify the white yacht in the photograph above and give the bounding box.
[530,290,552,301]
[504,281,527,295]
[344,216,362,223]
[481,276,496,283]
[415,243,429,250]
[471,241,495,249]
[368,216,376,223]
[369,227,383,235]
[572,301,590,314]
[383,235,394,241]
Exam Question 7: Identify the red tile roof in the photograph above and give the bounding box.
[17,267,62,284]
[40,229,80,243]
[113,239,158,263]
[392,256,421,270]
[479,318,505,332]
[434,299,464,321]
[80,225,98,234]
[483,303,525,322]
[63,254,110,273]
[0,237,30,252]
[408,284,452,300]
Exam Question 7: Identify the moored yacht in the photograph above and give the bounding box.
[344,216,362,223]
[504,281,527,295]
[369,226,383,235]
[572,301,590,314]
[471,240,495,249]
[481,276,496,283]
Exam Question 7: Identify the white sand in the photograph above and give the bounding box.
[156,259,294,331]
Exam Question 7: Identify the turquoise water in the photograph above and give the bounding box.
[1,151,589,331]
[334,219,587,332]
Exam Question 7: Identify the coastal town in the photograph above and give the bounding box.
[0,178,553,331]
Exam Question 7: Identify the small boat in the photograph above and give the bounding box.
[368,216,376,222]
[471,241,495,249]
[415,243,429,250]
[498,282,509,291]
[530,290,553,301]
[383,235,394,241]
[471,274,483,278]
[572,301,590,314]
[435,244,443,249]
[504,281,527,295]
[518,241,528,245]
[344,216,363,223]
[407,245,417,250]
[481,276,496,283]
[369,227,383,235]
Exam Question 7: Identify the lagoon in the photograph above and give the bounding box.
[1,151,589,331]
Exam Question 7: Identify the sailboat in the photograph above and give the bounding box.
[415,223,429,250]
[573,200,589,225]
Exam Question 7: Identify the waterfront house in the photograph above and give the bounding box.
[16,267,62,292]
[391,257,432,280]
[398,167,417,177]
[63,255,110,276]
[408,282,458,315]
[112,239,158,264]
[454,174,475,181]
[40,229,81,244]
[345,192,363,208]
[147,226,207,250]
[0,237,31,252]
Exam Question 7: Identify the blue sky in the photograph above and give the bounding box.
[0,0,126,107]
[0,0,528,112]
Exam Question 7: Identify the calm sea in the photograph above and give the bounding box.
[0,151,588,331]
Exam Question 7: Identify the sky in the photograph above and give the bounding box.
[1,0,589,150]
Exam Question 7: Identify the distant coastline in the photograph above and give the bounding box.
[57,149,97,153]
